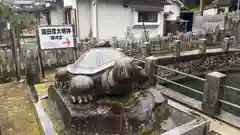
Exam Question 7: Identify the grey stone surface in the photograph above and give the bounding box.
[202,72,227,115]
[174,40,181,57]
[221,38,230,52]
[162,118,210,135]
[199,38,207,54]
[145,56,158,86]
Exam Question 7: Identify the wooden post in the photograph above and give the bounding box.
[230,36,236,47]
[112,36,118,48]
[236,21,240,41]
[71,24,77,60]
[145,56,158,86]
[198,38,207,54]
[173,40,181,57]
[10,27,21,81]
[202,72,226,116]
[221,37,230,53]
[36,26,45,78]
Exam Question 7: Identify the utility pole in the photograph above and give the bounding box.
[200,0,204,15]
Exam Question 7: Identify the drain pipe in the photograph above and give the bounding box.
[76,0,80,40]
[96,1,99,38]
[92,0,99,39]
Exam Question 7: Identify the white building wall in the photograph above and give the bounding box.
[96,0,164,39]
[77,0,91,39]
[164,3,180,21]
[203,8,218,15]
[76,0,165,40]
[50,8,64,25]
[97,0,132,39]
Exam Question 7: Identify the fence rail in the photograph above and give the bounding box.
[0,31,212,79]
[153,74,204,95]
[148,57,240,116]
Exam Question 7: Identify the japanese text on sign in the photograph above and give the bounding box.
[37,25,74,50]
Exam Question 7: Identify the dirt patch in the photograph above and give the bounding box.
[0,81,40,135]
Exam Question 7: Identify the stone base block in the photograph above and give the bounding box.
[48,86,144,135]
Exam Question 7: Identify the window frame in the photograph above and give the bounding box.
[132,7,162,26]
[137,11,159,23]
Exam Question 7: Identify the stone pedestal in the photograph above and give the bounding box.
[202,72,226,116]
[144,41,151,57]
[145,56,158,86]
[48,85,167,135]
[198,38,207,54]
[230,36,236,47]
[221,37,230,53]
[173,40,181,57]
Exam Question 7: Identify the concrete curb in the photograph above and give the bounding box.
[27,82,210,135]
[158,84,240,131]
[27,84,57,135]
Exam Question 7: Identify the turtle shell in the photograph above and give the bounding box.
[66,48,126,75]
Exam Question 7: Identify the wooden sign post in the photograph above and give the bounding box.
[36,25,77,78]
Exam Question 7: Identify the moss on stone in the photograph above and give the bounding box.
[35,83,52,98]
[140,105,170,135]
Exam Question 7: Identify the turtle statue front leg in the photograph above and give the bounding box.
[69,75,95,104]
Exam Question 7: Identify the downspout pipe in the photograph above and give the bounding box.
[96,1,99,39]
[93,0,99,39]
[76,0,80,40]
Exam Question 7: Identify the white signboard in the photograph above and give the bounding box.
[38,25,74,50]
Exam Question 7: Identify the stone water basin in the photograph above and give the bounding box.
[33,83,209,135]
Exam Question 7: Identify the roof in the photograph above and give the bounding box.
[145,0,171,5]
[212,0,231,7]
[204,3,217,10]
[12,0,34,5]
[167,0,185,8]
[15,6,55,12]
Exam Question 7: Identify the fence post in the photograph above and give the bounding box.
[221,37,230,53]
[145,56,158,86]
[202,72,226,116]
[144,41,151,57]
[112,36,118,48]
[173,40,181,57]
[230,36,236,47]
[198,38,207,54]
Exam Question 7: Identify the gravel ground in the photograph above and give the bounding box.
[0,81,40,135]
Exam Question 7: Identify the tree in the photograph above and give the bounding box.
[0,1,36,81]
[0,1,36,39]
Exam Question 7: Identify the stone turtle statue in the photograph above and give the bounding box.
[53,43,168,132]
[54,46,148,104]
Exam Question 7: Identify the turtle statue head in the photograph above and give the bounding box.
[112,57,147,83]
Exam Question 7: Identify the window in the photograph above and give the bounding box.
[64,8,71,24]
[138,11,158,23]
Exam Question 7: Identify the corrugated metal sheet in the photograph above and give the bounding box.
[214,0,231,7]
[146,0,171,4]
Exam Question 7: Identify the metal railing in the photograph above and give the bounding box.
[153,63,240,112]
